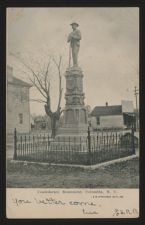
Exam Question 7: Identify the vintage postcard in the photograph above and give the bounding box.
[6,7,139,218]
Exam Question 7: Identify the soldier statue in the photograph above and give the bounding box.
[67,22,81,67]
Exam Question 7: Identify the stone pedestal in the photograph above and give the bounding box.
[57,66,88,136]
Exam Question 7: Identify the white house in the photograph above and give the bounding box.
[90,101,134,130]
[6,65,32,134]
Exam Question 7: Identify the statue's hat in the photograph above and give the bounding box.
[70,22,79,27]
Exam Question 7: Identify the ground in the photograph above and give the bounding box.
[7,157,139,188]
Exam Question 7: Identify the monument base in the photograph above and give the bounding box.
[57,66,88,137]
[50,134,88,153]
[57,120,88,136]
[53,66,88,151]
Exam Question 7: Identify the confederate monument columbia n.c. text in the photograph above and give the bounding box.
[57,22,88,137]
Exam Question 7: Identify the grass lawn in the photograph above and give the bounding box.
[6,157,139,188]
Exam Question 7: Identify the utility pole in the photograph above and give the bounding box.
[134,86,139,130]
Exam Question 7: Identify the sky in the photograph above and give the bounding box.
[7,7,139,115]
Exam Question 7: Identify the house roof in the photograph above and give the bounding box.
[8,76,32,88]
[91,105,122,117]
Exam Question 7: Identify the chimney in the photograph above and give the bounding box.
[106,102,108,106]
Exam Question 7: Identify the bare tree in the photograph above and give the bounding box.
[44,57,63,138]
[11,53,63,138]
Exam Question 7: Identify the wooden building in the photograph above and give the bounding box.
[6,65,32,134]
[90,101,134,130]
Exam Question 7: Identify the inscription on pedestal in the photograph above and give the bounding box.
[57,66,88,135]
[65,67,85,108]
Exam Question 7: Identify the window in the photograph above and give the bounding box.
[20,89,27,102]
[96,117,100,125]
[19,113,23,124]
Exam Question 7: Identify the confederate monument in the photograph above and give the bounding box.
[57,22,88,135]
[67,21,81,67]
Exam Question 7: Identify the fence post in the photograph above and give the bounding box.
[87,126,91,165]
[131,125,135,155]
[13,128,17,160]
[48,134,50,147]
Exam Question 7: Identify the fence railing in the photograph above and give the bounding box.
[13,127,136,165]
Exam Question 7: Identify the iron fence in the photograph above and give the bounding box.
[13,127,136,165]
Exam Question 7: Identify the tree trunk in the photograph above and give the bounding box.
[45,104,61,139]
[51,116,57,138]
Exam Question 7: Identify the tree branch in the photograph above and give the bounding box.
[44,58,51,95]
[28,76,47,99]
[11,52,63,121]
[30,99,47,103]
[10,52,48,98]
[52,56,63,111]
